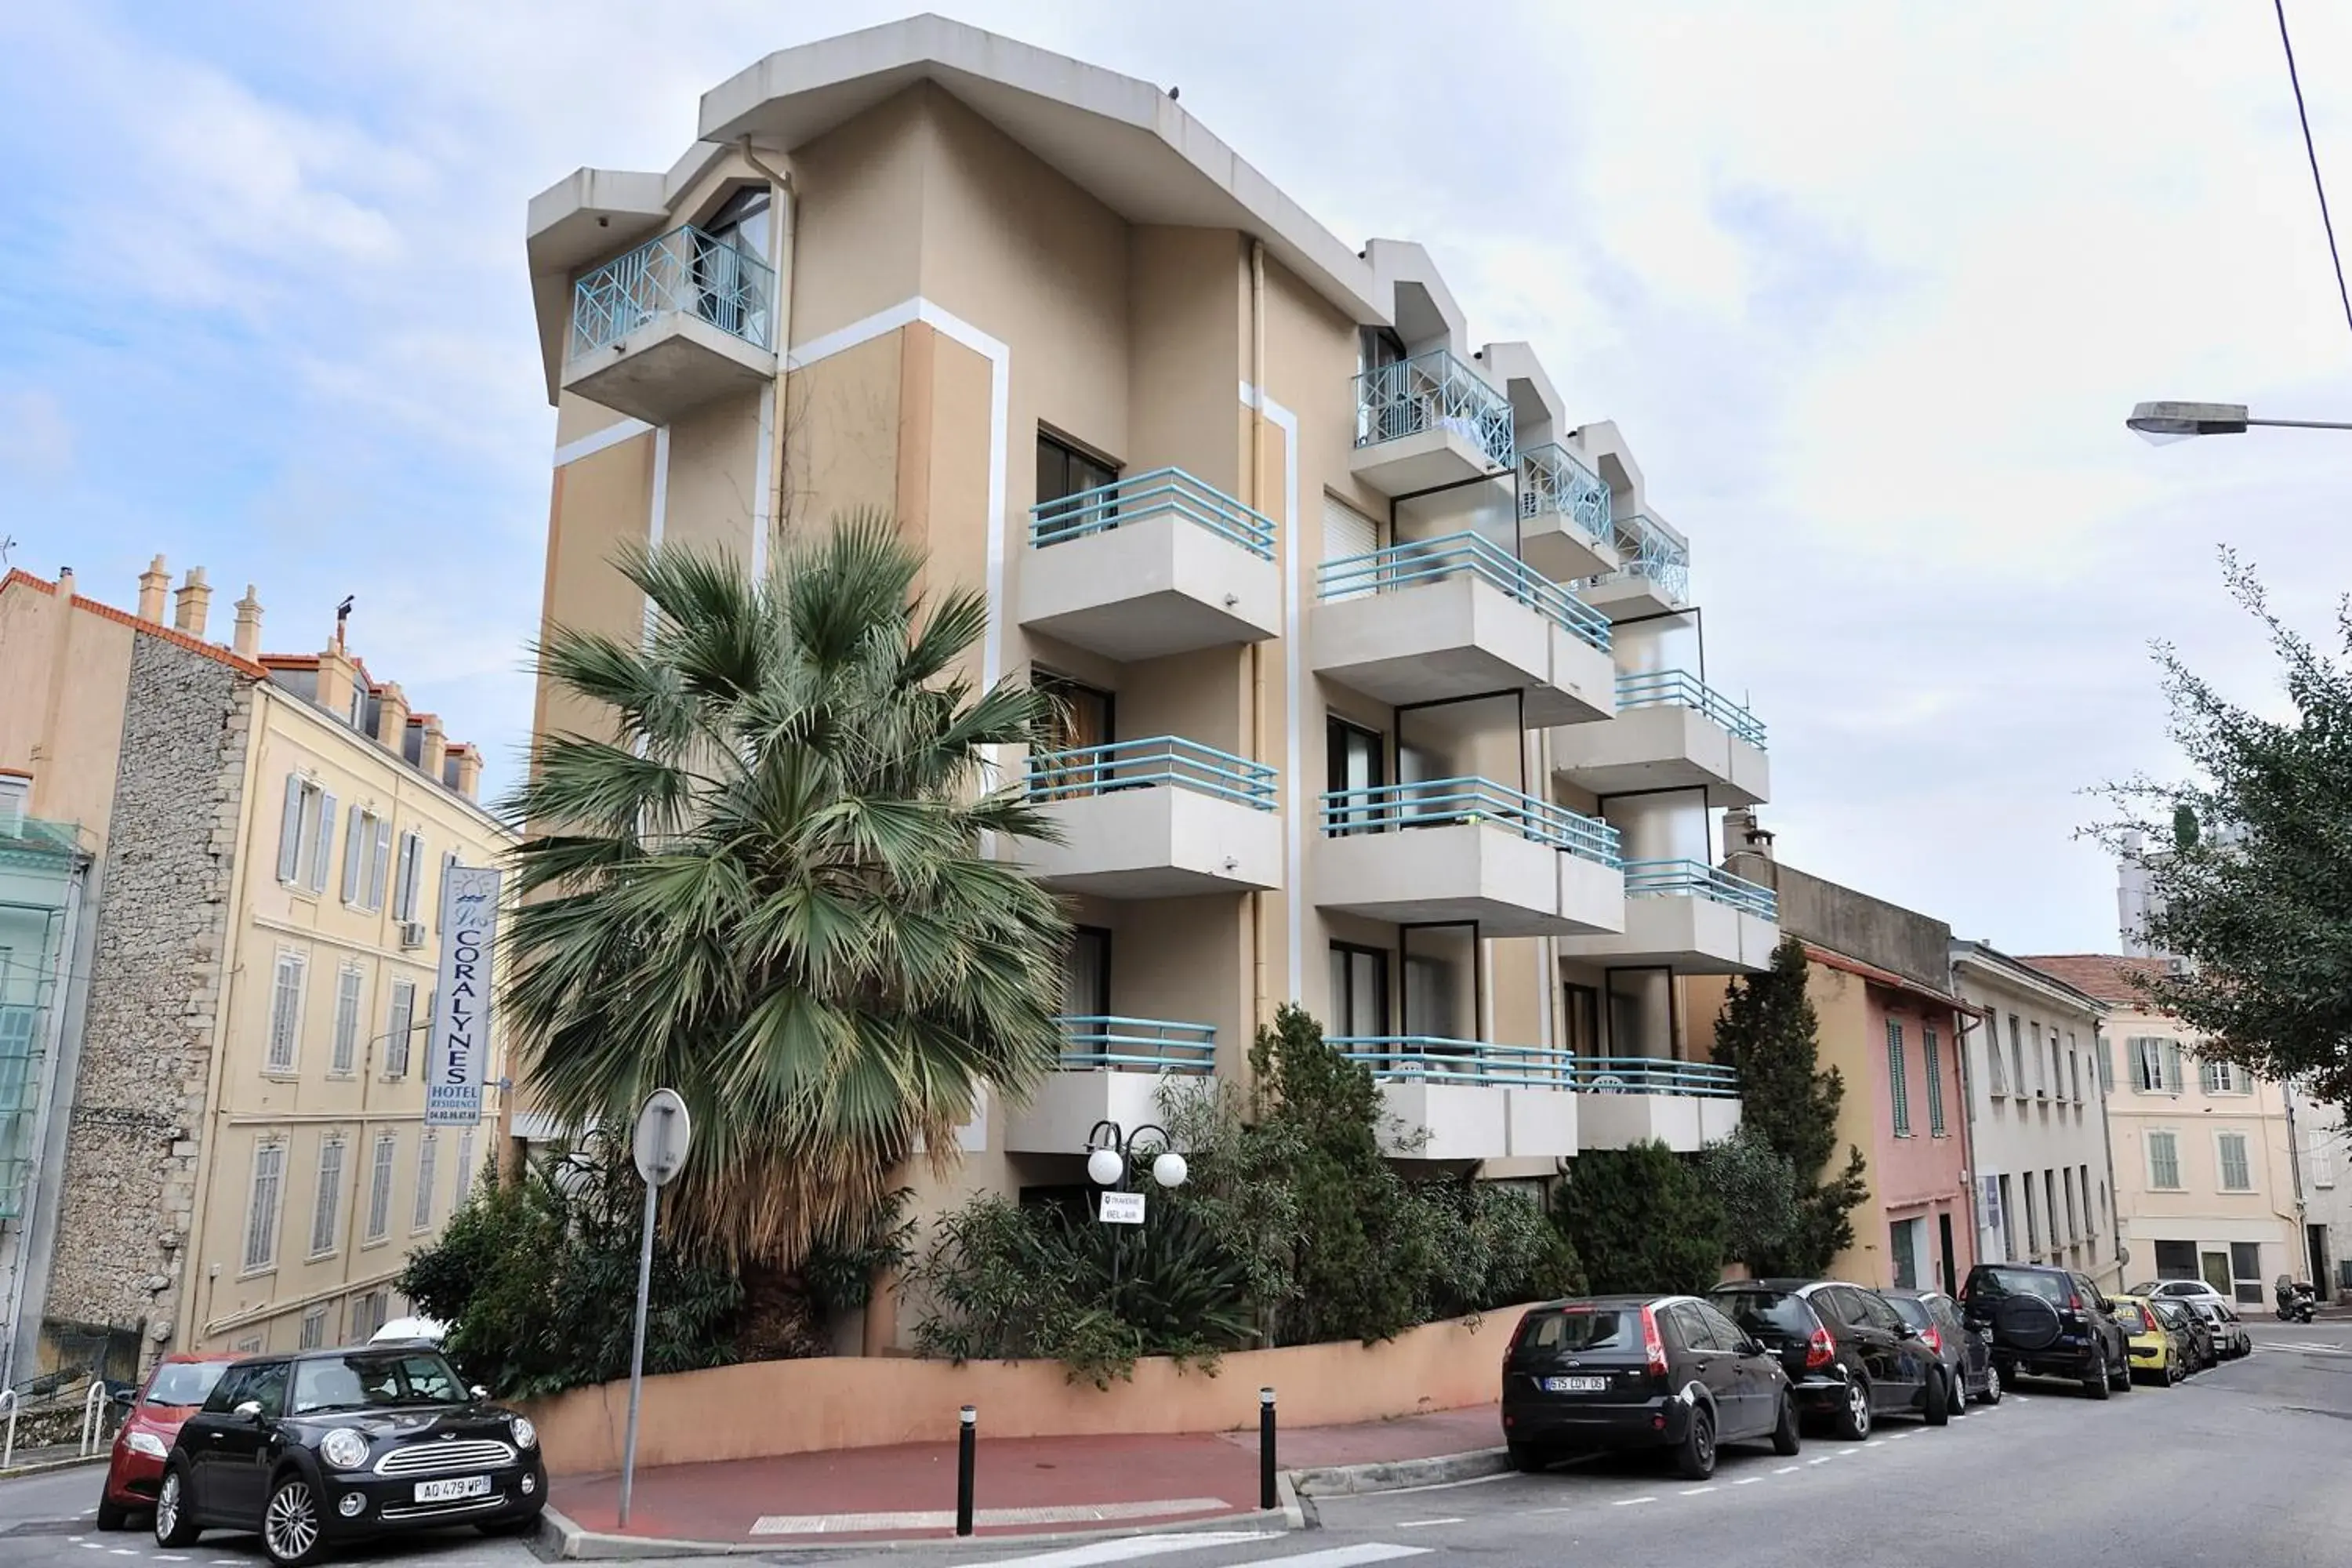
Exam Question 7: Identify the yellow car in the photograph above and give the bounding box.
[2110,1294,2187,1385]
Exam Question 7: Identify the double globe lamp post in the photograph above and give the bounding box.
[1084,1120,1186,1292]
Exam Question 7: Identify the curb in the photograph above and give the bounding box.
[0,1454,106,1481]
[1287,1447,1510,1498]
[541,1479,1306,1561]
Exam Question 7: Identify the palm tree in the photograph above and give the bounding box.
[503,512,1070,1270]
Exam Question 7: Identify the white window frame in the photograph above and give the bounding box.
[329,964,362,1077]
[456,1131,477,1200]
[266,950,307,1076]
[2310,1135,2339,1190]
[307,1135,346,1258]
[339,805,394,912]
[412,1131,439,1232]
[391,830,425,923]
[242,1139,288,1274]
[276,773,337,895]
[364,1131,397,1244]
[2216,1130,2254,1192]
[299,1303,328,1351]
[2147,1129,2183,1191]
[384,979,416,1079]
[1984,1018,2007,1098]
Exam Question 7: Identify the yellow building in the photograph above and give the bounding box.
[0,559,512,1377]
[519,14,1777,1347]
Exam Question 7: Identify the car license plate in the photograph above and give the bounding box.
[415,1475,492,1503]
[1543,1375,1608,1392]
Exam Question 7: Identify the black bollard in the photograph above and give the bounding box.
[1259,1387,1277,1512]
[956,1405,977,1537]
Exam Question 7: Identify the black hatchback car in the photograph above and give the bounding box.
[1882,1287,1998,1409]
[1959,1263,2132,1399]
[1708,1279,1944,1438]
[154,1344,545,1565]
[1502,1295,1799,1480]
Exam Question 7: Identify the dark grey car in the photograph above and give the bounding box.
[1884,1287,1999,1408]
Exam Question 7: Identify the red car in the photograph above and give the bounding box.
[96,1355,235,1530]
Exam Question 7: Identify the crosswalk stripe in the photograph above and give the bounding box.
[1251,1544,1431,1568]
[950,1531,1281,1568]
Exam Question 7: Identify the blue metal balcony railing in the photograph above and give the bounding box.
[1334,1037,1577,1089]
[1621,858,1779,920]
[1354,350,1515,471]
[1026,737,1276,811]
[1519,443,1612,546]
[1054,1016,1217,1073]
[1319,777,1621,867]
[1316,532,1613,653]
[1029,468,1276,561]
[1592,514,1690,605]
[1576,1057,1741,1098]
[568,225,777,361]
[1614,670,1768,749]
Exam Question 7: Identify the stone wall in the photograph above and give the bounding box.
[42,634,250,1372]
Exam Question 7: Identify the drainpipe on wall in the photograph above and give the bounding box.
[1248,239,1270,1035]
[739,140,797,543]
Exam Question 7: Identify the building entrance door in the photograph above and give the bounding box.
[2200,1249,2232,1298]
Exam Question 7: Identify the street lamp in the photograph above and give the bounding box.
[1084,1120,1185,1294]
[2125,400,2352,438]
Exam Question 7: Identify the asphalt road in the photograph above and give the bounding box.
[5,1319,2348,1566]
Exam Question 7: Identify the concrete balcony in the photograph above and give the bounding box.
[1312,534,1616,725]
[1551,670,1769,807]
[1004,1017,1215,1155]
[1334,1039,1580,1160]
[561,225,777,423]
[1316,779,1624,938]
[1019,470,1282,660]
[1559,859,1780,974]
[1021,737,1281,898]
[1575,1058,1743,1153]
[1518,443,1619,581]
[1583,514,1690,621]
[1349,350,1515,495]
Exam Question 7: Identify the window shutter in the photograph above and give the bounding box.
[367,819,392,911]
[1321,497,1380,599]
[340,807,365,902]
[437,851,457,928]
[278,775,304,882]
[2163,1040,2183,1093]
[2198,1060,2217,1095]
[310,790,337,894]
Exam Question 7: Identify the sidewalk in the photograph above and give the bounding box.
[546,1403,1503,1552]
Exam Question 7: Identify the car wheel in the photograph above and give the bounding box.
[152,1465,201,1549]
[263,1475,327,1567]
[1508,1440,1549,1475]
[1675,1406,1718,1480]
[1924,1369,1951,1426]
[94,1498,129,1533]
[1771,1392,1802,1455]
[2110,1348,2133,1392]
[1835,1377,1873,1440]
[1980,1361,2002,1406]
[2085,1347,2112,1400]
[1949,1370,1968,1419]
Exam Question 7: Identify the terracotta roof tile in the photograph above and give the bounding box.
[2015,953,2165,1006]
[3,568,270,679]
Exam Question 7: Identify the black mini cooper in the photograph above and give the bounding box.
[153,1343,545,1565]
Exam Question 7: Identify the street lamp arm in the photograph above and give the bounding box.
[2244,416,2352,431]
[2127,400,2352,437]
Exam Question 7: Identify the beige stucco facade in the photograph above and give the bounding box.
[0,563,513,1375]
[522,16,1779,1345]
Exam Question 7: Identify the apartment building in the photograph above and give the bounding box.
[520,14,1777,1340]
[0,561,512,1378]
[1693,831,1974,1293]
[2024,955,2301,1308]
[2288,1087,2346,1300]
[1950,941,2119,1287]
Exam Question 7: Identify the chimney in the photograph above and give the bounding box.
[1724,807,1775,862]
[56,567,74,602]
[451,746,483,800]
[136,555,170,622]
[412,714,448,782]
[316,638,358,725]
[172,567,212,637]
[375,681,410,753]
[233,586,263,659]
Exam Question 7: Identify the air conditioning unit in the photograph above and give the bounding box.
[398,921,427,950]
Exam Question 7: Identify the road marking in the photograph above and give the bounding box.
[1889,1431,1914,1441]
[1807,1457,1832,1465]
[1678,1484,1717,1496]
[1839,1446,1862,1455]
[1773,1465,1800,1474]
[1733,1476,1762,1486]
[1247,1544,1431,1568]
[1394,1519,1463,1529]
[946,1534,1279,1568]
[155,1559,188,1564]
[1612,1496,1657,1507]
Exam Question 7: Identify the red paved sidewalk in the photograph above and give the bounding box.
[549,1403,1501,1546]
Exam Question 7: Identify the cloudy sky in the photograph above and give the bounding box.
[4,1,2348,955]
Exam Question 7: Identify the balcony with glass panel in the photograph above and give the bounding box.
[1350,350,1516,495]
[1312,534,1615,726]
[1575,1057,1743,1152]
[1334,1038,1581,1160]
[1551,669,1769,808]
[1518,443,1619,580]
[1559,858,1780,974]
[1584,514,1690,621]
[1004,1017,1216,1155]
[560,225,778,423]
[1316,778,1624,937]
[1019,469,1283,660]
[1020,738,1281,897]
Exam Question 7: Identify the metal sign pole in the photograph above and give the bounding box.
[618,1089,692,1530]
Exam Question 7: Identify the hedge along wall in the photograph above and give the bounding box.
[523,1301,1539,1476]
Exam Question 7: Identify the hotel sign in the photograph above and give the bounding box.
[426,866,501,1127]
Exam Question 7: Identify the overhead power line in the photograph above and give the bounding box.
[2274,0,2352,338]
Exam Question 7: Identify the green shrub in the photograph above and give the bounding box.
[1552,1140,1726,1296]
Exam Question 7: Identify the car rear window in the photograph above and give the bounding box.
[2111,1301,2151,1332]
[145,1362,230,1408]
[1969,1267,2071,1305]
[1519,1308,1640,1352]
[1885,1296,1932,1329]
[1709,1289,1815,1339]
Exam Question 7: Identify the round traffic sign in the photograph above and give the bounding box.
[633,1088,693,1188]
